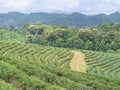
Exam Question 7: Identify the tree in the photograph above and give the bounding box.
[47,32,57,42]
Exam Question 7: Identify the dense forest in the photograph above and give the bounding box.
[18,23,120,53]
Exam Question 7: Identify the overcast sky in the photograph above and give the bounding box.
[0,0,120,15]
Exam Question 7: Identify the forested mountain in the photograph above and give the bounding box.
[0,12,120,27]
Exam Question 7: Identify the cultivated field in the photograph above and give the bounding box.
[83,50,120,79]
[0,42,120,89]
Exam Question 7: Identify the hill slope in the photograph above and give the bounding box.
[0,42,76,70]
[83,50,120,80]
[0,12,120,27]
[70,51,87,72]
[0,29,26,43]
[0,42,120,90]
[0,42,86,72]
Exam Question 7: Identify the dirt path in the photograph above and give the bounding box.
[70,51,87,72]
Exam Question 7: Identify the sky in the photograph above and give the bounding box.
[0,0,120,15]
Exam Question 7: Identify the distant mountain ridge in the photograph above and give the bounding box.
[0,12,120,27]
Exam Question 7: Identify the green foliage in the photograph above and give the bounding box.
[0,79,16,90]
[83,50,120,79]
[25,24,45,35]
[0,42,120,90]
[98,23,120,32]
[0,29,26,43]
[0,60,65,90]
[30,60,120,90]
[0,22,120,90]
[0,42,73,69]
[23,23,120,52]
[0,55,120,90]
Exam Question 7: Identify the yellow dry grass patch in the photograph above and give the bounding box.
[70,50,87,72]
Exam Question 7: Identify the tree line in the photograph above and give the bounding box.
[21,23,120,53]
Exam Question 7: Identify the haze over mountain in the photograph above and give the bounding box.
[0,0,120,27]
[0,12,120,27]
[0,0,120,15]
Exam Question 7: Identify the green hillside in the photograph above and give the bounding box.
[0,42,120,90]
[0,42,74,69]
[0,12,120,27]
[0,79,16,90]
[83,50,120,80]
[0,28,26,43]
[0,23,120,90]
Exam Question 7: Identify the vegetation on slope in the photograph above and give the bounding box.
[0,79,16,90]
[0,54,120,90]
[0,22,120,90]
[83,50,120,80]
[0,12,120,27]
[21,23,120,53]
[0,42,74,69]
[0,28,26,43]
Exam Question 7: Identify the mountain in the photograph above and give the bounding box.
[0,12,120,27]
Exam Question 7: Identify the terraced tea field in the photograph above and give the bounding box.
[83,50,120,79]
[0,55,120,90]
[0,42,75,69]
[0,42,120,90]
